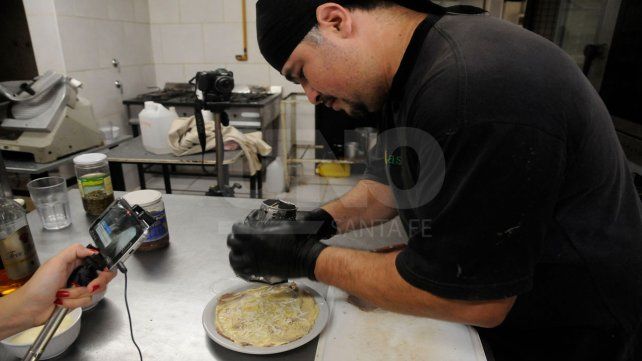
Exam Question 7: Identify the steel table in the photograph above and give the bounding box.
[2,136,132,177]
[0,190,321,360]
[104,137,262,198]
[0,191,493,360]
[2,136,132,196]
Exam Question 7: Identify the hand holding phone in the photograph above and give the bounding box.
[22,199,155,361]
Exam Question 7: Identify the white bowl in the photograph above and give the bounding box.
[1,308,82,360]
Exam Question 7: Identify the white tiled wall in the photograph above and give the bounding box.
[24,0,309,129]
[22,0,315,187]
[23,0,66,74]
[23,0,157,190]
[147,0,313,149]
[148,0,302,96]
[24,0,157,132]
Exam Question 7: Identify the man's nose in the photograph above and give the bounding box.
[302,84,321,105]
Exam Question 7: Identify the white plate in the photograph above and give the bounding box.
[202,281,329,355]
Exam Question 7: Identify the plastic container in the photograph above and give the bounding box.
[355,127,377,159]
[0,197,40,296]
[99,126,120,143]
[316,163,350,178]
[138,101,177,155]
[122,190,169,251]
[264,156,285,193]
[73,153,114,216]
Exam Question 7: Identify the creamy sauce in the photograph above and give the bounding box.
[8,314,75,345]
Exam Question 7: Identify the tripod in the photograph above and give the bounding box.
[194,103,241,197]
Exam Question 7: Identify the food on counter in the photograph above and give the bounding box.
[215,282,319,347]
[6,313,75,345]
[82,189,114,216]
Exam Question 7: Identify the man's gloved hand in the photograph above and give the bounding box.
[229,208,337,280]
[244,207,338,241]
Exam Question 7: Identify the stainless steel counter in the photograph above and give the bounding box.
[3,136,132,175]
[1,190,323,360]
[105,137,244,166]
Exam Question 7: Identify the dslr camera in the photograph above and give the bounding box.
[193,68,234,103]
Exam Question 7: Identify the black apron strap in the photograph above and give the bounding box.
[444,5,486,15]
[394,0,486,16]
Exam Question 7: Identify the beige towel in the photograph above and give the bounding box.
[167,116,272,175]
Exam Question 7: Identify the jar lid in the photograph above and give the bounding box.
[73,153,107,166]
[123,190,162,207]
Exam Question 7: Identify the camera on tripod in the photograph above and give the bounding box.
[190,68,241,197]
[193,69,235,103]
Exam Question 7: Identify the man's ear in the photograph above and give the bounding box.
[316,3,353,38]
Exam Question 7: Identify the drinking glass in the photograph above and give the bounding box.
[27,177,72,230]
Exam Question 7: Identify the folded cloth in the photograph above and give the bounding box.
[167,116,272,175]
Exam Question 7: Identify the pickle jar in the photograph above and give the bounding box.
[73,153,115,216]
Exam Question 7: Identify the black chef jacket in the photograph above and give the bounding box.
[364,14,642,361]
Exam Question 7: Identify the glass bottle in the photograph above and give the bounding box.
[0,197,40,296]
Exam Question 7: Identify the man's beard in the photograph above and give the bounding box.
[343,100,371,119]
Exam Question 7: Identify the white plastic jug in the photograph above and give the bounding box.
[138,101,177,155]
[264,156,285,194]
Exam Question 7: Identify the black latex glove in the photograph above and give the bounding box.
[244,207,338,241]
[228,213,333,280]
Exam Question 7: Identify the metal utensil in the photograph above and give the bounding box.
[22,307,68,361]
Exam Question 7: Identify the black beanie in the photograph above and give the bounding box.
[256,0,326,72]
[256,1,455,72]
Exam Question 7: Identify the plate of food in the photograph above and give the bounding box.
[202,281,329,354]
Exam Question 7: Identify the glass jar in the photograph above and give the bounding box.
[73,153,115,216]
[0,197,40,296]
[122,190,170,251]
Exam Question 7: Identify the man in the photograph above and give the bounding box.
[227,1,642,360]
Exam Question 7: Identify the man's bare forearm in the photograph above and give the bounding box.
[314,247,516,328]
[322,180,397,233]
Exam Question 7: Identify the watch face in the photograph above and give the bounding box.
[90,200,145,267]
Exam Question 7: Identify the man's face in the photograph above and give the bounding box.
[281,27,386,118]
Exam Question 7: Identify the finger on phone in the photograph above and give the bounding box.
[86,270,115,293]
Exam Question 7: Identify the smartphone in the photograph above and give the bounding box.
[88,199,155,270]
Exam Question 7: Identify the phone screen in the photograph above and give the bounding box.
[90,200,145,268]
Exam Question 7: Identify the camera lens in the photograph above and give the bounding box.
[215,76,234,93]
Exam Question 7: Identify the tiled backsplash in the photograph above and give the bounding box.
[22,0,312,180]
[23,0,156,132]
[149,0,302,95]
[23,0,157,190]
[24,0,303,126]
